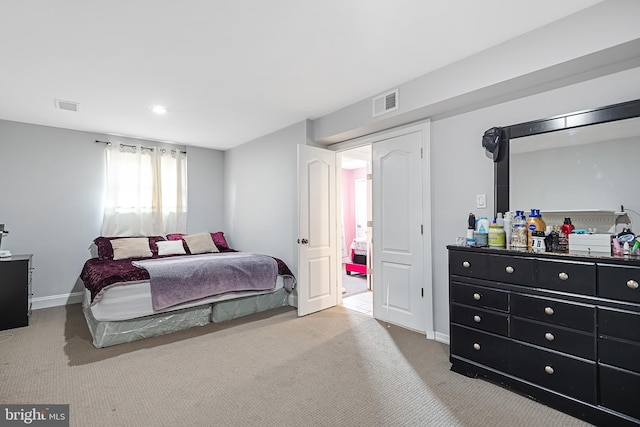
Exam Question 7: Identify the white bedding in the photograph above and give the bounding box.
[85,276,285,322]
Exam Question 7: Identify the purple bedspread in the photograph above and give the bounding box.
[133,253,278,310]
[80,249,296,306]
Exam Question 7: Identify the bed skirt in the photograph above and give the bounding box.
[83,288,290,348]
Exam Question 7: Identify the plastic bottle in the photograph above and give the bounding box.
[526,209,542,250]
[488,219,506,248]
[503,212,513,249]
[511,210,527,250]
[561,218,573,238]
[477,217,490,234]
[536,209,547,232]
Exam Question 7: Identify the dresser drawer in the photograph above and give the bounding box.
[599,365,640,421]
[449,251,489,279]
[537,259,596,295]
[598,264,640,304]
[599,337,640,374]
[450,324,509,372]
[511,317,595,360]
[488,254,534,285]
[450,282,508,312]
[598,307,640,342]
[510,342,596,403]
[450,304,508,336]
[510,293,595,332]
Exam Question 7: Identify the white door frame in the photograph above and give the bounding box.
[328,120,434,339]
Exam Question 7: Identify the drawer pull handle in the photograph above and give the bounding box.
[473,293,481,301]
[544,366,555,375]
[462,261,470,268]
[544,307,554,315]
[505,266,514,274]
[473,315,481,323]
[545,332,555,341]
[473,343,481,351]
[558,272,569,281]
[627,280,639,290]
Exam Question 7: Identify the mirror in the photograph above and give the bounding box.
[495,98,640,216]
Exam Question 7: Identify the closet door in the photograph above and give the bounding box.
[373,130,425,332]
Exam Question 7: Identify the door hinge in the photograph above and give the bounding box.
[367,173,372,180]
[420,148,423,159]
[367,220,373,227]
[367,267,373,275]
[421,224,423,235]
[421,288,424,298]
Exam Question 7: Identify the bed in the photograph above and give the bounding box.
[345,238,367,276]
[80,232,295,348]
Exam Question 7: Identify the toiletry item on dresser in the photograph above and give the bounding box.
[531,230,546,253]
[475,216,489,247]
[526,209,545,250]
[545,227,560,252]
[466,213,476,244]
[488,219,506,248]
[477,217,489,234]
[503,212,513,248]
[511,210,527,249]
[561,218,574,237]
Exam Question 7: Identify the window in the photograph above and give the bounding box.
[101,143,187,236]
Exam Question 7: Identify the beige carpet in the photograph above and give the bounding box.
[0,304,591,427]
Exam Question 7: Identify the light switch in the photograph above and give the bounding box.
[476,193,486,209]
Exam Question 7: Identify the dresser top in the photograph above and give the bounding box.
[0,254,32,262]
[447,245,640,267]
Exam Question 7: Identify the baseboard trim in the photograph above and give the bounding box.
[435,331,450,345]
[32,292,83,310]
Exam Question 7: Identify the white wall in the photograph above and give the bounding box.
[313,0,640,144]
[0,120,224,307]
[223,121,307,277]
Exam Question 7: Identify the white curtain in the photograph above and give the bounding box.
[101,143,187,236]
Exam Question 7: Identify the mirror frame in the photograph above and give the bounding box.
[494,98,640,215]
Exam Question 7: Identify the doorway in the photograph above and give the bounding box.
[339,145,372,316]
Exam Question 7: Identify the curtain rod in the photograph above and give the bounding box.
[94,140,186,154]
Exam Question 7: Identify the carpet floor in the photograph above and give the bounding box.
[0,304,591,427]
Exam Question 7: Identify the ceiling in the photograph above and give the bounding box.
[0,0,604,151]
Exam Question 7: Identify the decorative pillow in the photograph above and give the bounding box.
[167,232,230,251]
[156,240,187,256]
[94,236,166,260]
[111,237,153,260]
[183,232,219,254]
[211,231,230,249]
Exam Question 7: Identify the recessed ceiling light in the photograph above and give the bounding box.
[150,105,167,114]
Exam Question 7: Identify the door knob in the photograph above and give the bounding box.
[300,238,309,245]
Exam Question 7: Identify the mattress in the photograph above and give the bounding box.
[85,276,285,322]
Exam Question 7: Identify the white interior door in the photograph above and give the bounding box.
[372,131,425,332]
[297,145,337,316]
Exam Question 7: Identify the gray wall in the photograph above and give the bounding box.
[223,121,306,277]
[0,120,224,307]
[430,66,640,336]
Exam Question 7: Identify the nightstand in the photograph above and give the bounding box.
[0,254,33,330]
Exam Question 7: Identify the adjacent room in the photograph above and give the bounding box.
[1,1,639,426]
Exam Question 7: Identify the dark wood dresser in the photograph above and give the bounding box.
[0,254,33,331]
[448,246,640,426]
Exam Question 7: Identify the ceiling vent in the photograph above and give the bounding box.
[372,89,398,117]
[54,99,79,112]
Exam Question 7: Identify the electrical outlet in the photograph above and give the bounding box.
[476,193,486,209]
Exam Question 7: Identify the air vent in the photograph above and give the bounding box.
[54,99,79,112]
[372,89,398,117]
